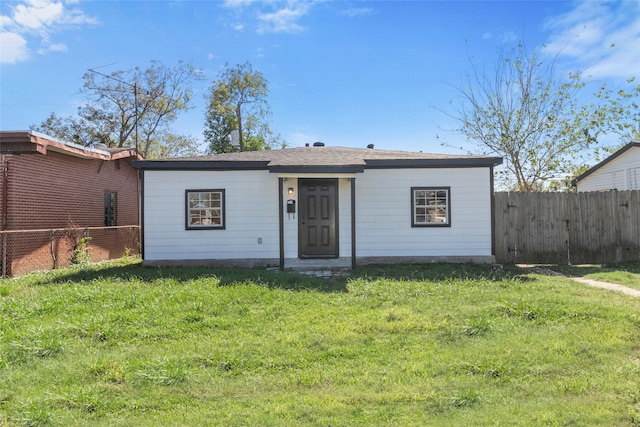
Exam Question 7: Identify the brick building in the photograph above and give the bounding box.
[1,131,142,277]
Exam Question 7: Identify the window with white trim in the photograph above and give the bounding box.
[411,187,451,227]
[186,189,225,230]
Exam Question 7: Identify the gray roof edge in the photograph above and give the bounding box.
[132,160,270,170]
[364,157,503,168]
[131,148,504,170]
[572,141,640,186]
[268,166,365,173]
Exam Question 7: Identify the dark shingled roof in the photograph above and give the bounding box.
[133,146,502,171]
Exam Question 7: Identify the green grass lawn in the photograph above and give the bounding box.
[552,261,640,290]
[1,258,640,426]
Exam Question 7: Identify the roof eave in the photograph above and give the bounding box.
[133,156,503,171]
[572,141,640,186]
[268,165,365,174]
[132,160,270,170]
[364,157,503,168]
[0,131,142,160]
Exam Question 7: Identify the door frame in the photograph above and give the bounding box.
[297,178,339,259]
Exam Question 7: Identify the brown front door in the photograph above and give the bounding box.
[298,179,338,258]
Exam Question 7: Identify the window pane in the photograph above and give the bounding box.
[412,188,449,226]
[187,190,224,229]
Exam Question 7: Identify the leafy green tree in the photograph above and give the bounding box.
[449,43,638,191]
[599,78,639,141]
[546,164,590,192]
[146,131,201,159]
[203,112,238,154]
[204,62,285,153]
[33,60,203,158]
[34,112,108,147]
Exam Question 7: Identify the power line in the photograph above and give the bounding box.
[84,64,199,155]
[87,67,142,151]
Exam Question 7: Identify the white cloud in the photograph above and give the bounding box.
[223,0,257,9]
[0,31,29,63]
[543,0,640,80]
[1,14,15,28]
[223,0,314,35]
[13,0,65,30]
[257,4,309,34]
[498,30,518,44]
[481,30,517,44]
[341,7,372,18]
[0,0,97,64]
[38,41,67,55]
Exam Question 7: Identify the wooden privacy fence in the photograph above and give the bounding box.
[494,191,640,264]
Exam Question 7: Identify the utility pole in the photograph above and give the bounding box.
[236,103,244,152]
[134,82,138,152]
[87,67,140,151]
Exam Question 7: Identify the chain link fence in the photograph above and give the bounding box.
[1,226,140,278]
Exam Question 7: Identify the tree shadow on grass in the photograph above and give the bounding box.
[22,259,533,292]
[23,259,349,293]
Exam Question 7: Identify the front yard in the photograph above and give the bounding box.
[1,259,639,426]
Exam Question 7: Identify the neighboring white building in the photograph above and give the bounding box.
[573,142,640,192]
[133,144,502,269]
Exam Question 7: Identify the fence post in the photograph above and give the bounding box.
[1,231,6,278]
[50,229,57,269]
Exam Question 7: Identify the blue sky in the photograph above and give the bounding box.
[1,0,639,154]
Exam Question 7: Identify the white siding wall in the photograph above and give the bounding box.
[354,168,493,257]
[577,147,640,191]
[282,179,298,258]
[630,167,640,190]
[143,170,280,261]
[338,178,353,257]
[142,167,494,263]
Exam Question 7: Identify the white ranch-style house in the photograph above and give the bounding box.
[132,143,503,269]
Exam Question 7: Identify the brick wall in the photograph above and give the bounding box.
[4,150,139,230]
[1,149,140,277]
[0,225,140,277]
[1,155,6,229]
[2,226,140,277]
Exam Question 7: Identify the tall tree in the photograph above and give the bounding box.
[145,131,201,159]
[203,112,237,154]
[204,62,285,153]
[600,78,639,141]
[34,112,107,147]
[33,60,203,158]
[449,43,638,191]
